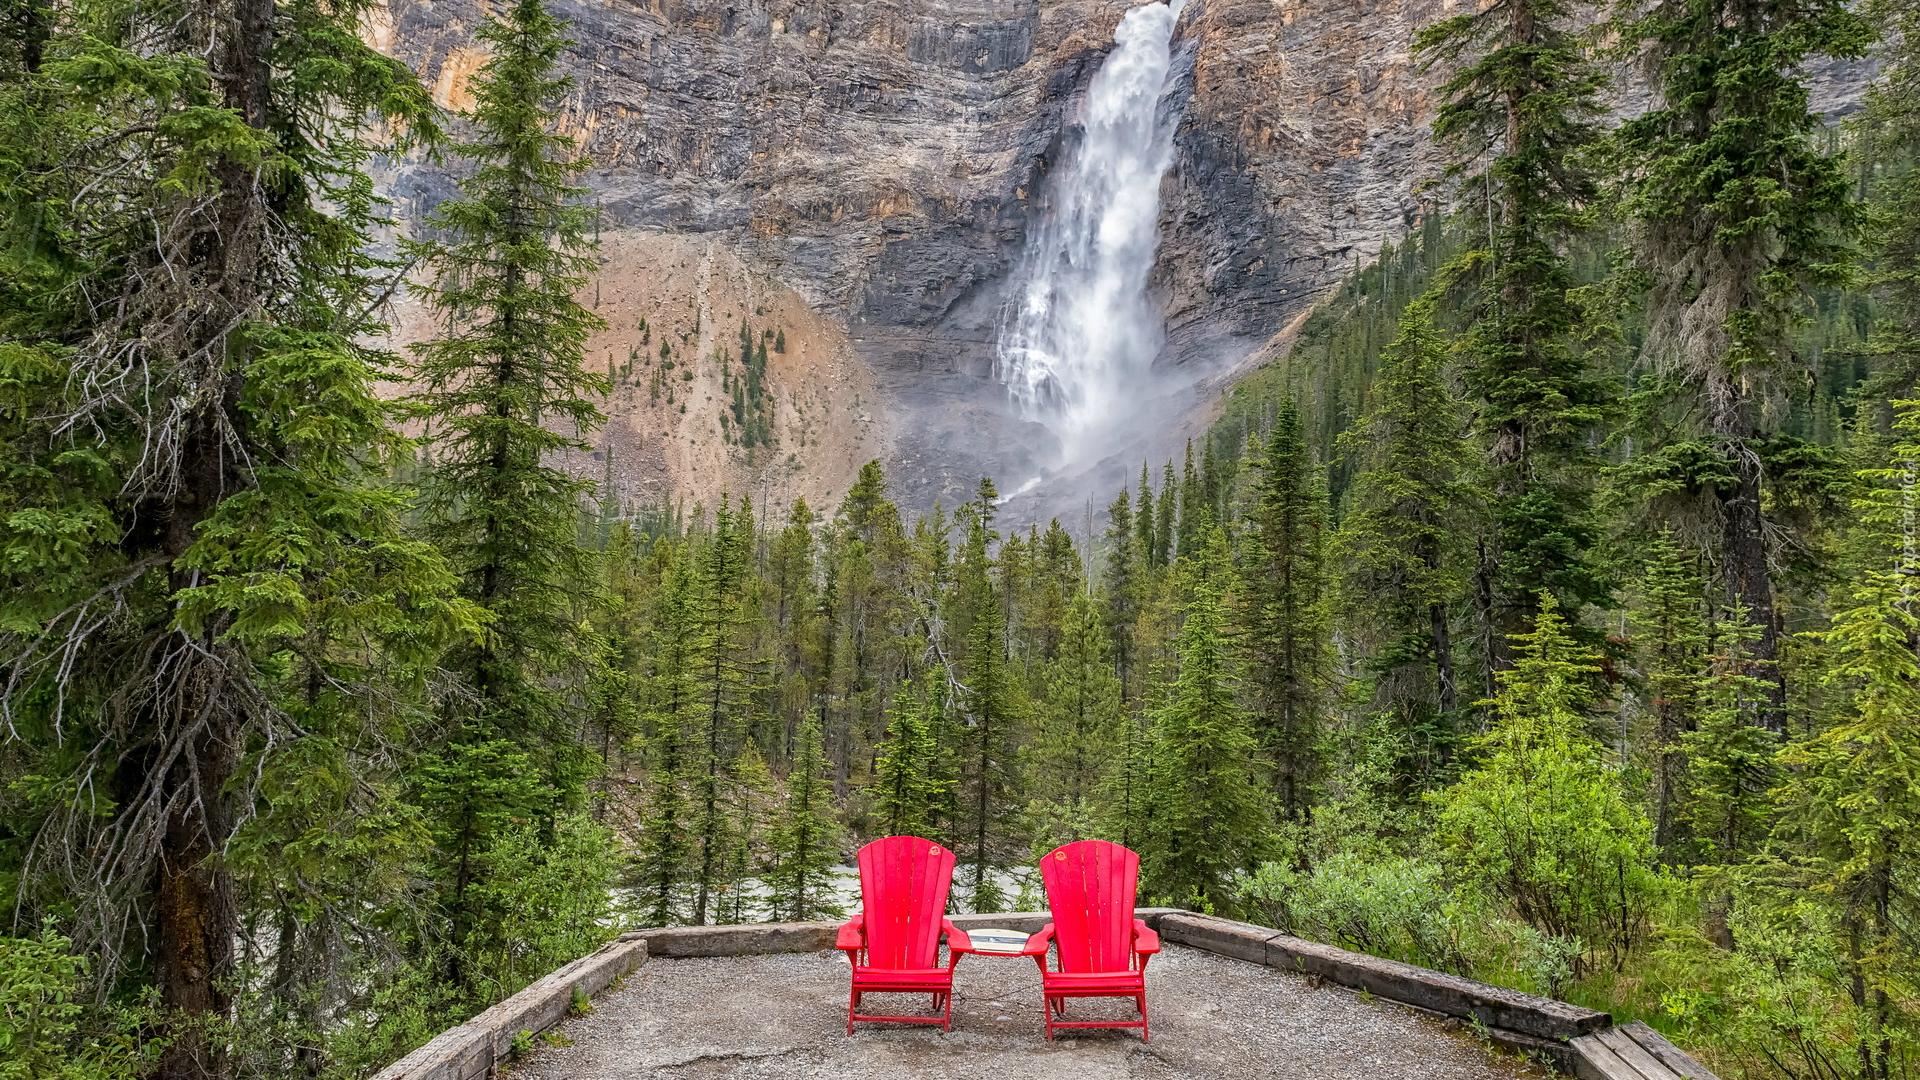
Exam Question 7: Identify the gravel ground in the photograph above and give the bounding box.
[509,944,1548,1080]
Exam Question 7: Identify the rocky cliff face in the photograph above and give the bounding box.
[373,0,1865,521]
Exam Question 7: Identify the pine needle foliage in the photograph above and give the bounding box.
[1238,398,1332,820]
[1610,0,1874,720]
[0,0,464,1070]
[766,713,845,921]
[1416,0,1615,653]
[405,0,613,985]
[1336,296,1479,782]
[1138,526,1273,912]
[874,673,953,841]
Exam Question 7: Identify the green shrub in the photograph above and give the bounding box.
[1432,600,1663,975]
[1240,852,1474,972]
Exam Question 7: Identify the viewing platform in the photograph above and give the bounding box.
[374,913,1715,1080]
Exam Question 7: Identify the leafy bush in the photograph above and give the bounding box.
[1240,851,1474,972]
[1432,601,1663,975]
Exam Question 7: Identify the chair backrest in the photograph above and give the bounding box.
[1040,840,1140,973]
[856,836,957,969]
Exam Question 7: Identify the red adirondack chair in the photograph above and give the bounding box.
[835,836,974,1033]
[1022,839,1160,1041]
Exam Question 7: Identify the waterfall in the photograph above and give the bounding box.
[996,0,1188,466]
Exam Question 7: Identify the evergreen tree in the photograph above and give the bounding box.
[1854,0,1920,408]
[685,500,763,925]
[1611,0,1873,728]
[1135,463,1160,568]
[1335,297,1478,788]
[633,546,698,925]
[1155,460,1177,568]
[716,744,775,924]
[1140,527,1272,911]
[874,674,953,839]
[1771,404,1920,1075]
[406,0,611,977]
[1176,440,1202,560]
[1028,592,1124,844]
[953,477,1023,911]
[1415,0,1613,667]
[766,499,820,758]
[1630,532,1709,853]
[0,0,453,1069]
[1434,596,1658,974]
[766,713,845,921]
[1102,487,1142,701]
[1676,615,1778,867]
[1238,399,1332,820]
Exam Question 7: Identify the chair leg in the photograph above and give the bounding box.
[1138,993,1149,1043]
[847,988,859,1036]
[942,990,952,1033]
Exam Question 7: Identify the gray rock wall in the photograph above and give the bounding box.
[376,0,1868,516]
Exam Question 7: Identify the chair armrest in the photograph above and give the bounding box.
[941,919,976,954]
[835,915,865,951]
[1132,918,1161,955]
[1021,922,1057,956]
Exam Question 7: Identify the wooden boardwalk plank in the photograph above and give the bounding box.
[1622,1021,1718,1080]
[1598,1026,1680,1079]
[1571,1032,1658,1080]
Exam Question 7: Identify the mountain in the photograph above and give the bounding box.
[370,0,1866,520]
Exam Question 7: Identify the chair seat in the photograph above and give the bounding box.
[1041,970,1146,994]
[852,966,955,990]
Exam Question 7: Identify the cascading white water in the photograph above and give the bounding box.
[996,0,1188,465]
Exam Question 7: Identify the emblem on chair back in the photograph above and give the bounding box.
[1040,840,1140,973]
[857,836,957,970]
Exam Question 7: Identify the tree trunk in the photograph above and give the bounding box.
[1719,443,1784,730]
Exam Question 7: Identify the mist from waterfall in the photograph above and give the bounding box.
[996,0,1188,472]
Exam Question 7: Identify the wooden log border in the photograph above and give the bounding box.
[367,937,648,1080]
[1158,913,1714,1079]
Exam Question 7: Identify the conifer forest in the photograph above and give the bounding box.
[2,0,1920,1075]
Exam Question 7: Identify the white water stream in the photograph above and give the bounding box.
[996,0,1189,474]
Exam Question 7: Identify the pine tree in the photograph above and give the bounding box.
[1772,404,1920,1075]
[1335,297,1478,788]
[1102,487,1142,700]
[1854,0,1920,410]
[1238,399,1332,820]
[1675,616,1778,866]
[1435,596,1658,973]
[716,744,775,924]
[1028,592,1124,844]
[634,545,698,925]
[1176,440,1202,560]
[953,477,1023,911]
[685,499,764,925]
[1140,526,1272,911]
[1612,0,1872,728]
[1155,460,1177,569]
[873,674,952,839]
[0,0,455,1067]
[406,0,611,978]
[766,712,846,921]
[1135,463,1160,568]
[766,499,820,758]
[1415,0,1613,668]
[1630,532,1709,853]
